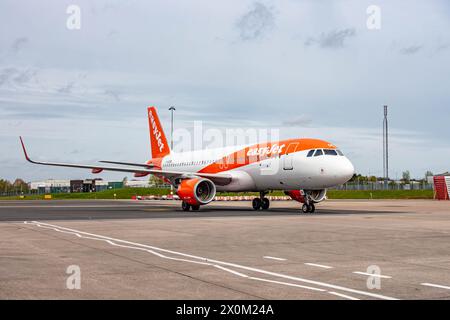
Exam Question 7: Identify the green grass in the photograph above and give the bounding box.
[0,188,433,200]
[0,187,171,200]
[327,189,433,199]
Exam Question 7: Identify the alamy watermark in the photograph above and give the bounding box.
[366,265,382,290]
[66,265,81,289]
[366,5,381,30]
[171,122,283,175]
[66,5,81,30]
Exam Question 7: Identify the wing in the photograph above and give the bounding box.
[19,137,232,186]
[99,160,155,168]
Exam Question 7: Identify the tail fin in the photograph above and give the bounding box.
[147,106,170,158]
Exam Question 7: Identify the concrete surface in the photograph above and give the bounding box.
[0,199,449,300]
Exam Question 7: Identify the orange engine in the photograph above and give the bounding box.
[285,189,327,203]
[176,178,216,206]
[285,190,305,203]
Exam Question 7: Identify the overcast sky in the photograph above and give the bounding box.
[1,0,449,181]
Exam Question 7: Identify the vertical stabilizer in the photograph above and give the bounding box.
[147,106,170,158]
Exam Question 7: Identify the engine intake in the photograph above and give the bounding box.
[307,189,327,203]
[176,178,216,206]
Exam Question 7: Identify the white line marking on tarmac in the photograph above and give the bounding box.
[249,277,326,292]
[305,263,333,269]
[421,283,450,290]
[263,256,287,261]
[328,291,360,300]
[214,265,249,278]
[353,272,392,279]
[23,221,398,300]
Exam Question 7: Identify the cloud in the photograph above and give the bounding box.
[57,81,76,94]
[0,68,17,86]
[13,69,38,84]
[305,28,356,49]
[436,43,449,52]
[282,116,312,127]
[400,45,422,55]
[0,67,38,87]
[104,89,121,102]
[11,37,28,54]
[236,2,274,41]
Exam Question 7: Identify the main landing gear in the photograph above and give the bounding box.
[181,201,200,211]
[252,191,270,211]
[301,193,315,213]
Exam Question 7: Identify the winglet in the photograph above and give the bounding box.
[19,136,33,163]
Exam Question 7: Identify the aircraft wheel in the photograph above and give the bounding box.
[191,205,200,211]
[252,198,262,210]
[181,201,191,211]
[261,198,270,210]
[309,204,315,213]
[302,203,310,213]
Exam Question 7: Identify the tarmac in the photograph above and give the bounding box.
[0,199,449,300]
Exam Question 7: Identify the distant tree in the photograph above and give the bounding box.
[13,179,29,193]
[0,179,12,194]
[369,176,377,183]
[425,171,433,180]
[149,175,165,187]
[402,171,411,184]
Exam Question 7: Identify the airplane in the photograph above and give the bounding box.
[19,106,354,213]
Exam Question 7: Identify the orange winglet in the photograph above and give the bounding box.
[19,136,32,162]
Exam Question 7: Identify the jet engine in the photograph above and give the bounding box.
[176,178,216,206]
[285,189,327,203]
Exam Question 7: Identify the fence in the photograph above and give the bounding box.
[334,182,433,191]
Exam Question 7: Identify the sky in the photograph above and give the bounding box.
[1,0,449,182]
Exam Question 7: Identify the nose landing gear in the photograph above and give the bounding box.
[301,203,315,213]
[301,193,316,213]
[252,191,270,211]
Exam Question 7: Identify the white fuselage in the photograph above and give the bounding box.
[159,142,355,192]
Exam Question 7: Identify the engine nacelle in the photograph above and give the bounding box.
[176,178,216,206]
[285,189,327,203]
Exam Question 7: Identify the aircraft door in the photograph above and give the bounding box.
[282,143,298,170]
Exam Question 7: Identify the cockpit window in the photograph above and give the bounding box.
[336,150,344,156]
[324,149,338,156]
[314,149,323,157]
[307,150,315,157]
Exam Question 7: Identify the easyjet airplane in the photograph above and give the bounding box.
[20,107,354,213]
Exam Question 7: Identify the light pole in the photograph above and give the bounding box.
[168,106,176,195]
[169,106,176,150]
[383,105,389,189]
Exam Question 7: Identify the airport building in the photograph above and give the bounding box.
[29,179,71,194]
[29,179,119,194]
[433,172,450,200]
[28,178,161,194]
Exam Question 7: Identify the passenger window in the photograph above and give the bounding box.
[324,149,338,156]
[307,150,315,157]
[314,149,323,157]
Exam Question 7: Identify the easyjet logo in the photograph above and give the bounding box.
[148,110,165,153]
[247,144,285,157]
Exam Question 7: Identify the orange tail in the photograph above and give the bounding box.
[147,106,170,158]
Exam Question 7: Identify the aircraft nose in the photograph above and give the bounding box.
[341,157,355,182]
